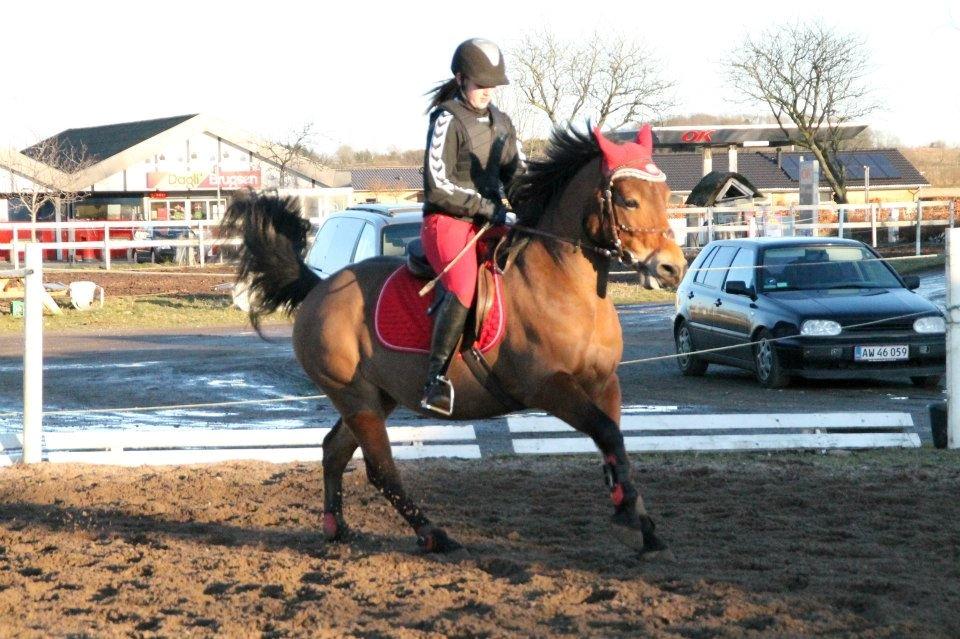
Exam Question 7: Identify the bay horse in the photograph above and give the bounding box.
[221,125,686,557]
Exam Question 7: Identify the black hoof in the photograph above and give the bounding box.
[610,511,672,559]
[416,527,462,553]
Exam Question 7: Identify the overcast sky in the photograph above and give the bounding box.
[2,0,958,153]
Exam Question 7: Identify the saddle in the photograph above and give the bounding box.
[405,237,498,338]
[374,237,506,355]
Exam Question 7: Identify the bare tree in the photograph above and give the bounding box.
[726,21,879,202]
[3,138,95,239]
[257,122,325,188]
[508,29,674,132]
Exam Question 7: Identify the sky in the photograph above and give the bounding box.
[1,0,958,154]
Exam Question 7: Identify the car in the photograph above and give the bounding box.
[673,237,946,388]
[133,225,194,264]
[304,203,423,278]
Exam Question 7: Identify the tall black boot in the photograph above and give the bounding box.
[421,293,470,416]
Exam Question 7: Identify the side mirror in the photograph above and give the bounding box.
[724,280,756,298]
[902,275,920,290]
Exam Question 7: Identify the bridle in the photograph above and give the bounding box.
[510,170,672,266]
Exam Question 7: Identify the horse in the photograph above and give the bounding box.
[221,125,686,558]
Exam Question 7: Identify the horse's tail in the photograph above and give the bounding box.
[220,190,318,334]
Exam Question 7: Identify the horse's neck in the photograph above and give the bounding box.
[509,236,608,305]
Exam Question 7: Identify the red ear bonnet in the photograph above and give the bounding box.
[592,123,666,182]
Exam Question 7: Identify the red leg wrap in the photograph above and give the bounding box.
[610,483,625,506]
[322,512,339,538]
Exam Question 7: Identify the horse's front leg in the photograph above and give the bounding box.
[533,372,671,559]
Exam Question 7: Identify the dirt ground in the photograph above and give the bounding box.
[43,266,236,298]
[1,452,958,638]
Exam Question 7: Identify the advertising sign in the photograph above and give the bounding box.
[147,170,261,190]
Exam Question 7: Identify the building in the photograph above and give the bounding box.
[349,167,422,204]
[0,114,353,224]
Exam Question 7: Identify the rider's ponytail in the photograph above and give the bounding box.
[425,78,460,113]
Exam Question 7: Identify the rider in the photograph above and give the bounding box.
[420,37,524,416]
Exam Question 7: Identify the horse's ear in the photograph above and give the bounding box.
[635,124,654,154]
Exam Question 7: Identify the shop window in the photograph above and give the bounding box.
[190,201,207,220]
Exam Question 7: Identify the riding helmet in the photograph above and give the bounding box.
[451,38,509,87]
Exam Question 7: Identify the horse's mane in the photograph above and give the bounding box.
[509,126,600,227]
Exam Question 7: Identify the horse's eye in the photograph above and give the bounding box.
[623,198,638,208]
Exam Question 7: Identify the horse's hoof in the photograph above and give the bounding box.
[609,517,646,551]
[416,527,463,553]
[322,512,349,542]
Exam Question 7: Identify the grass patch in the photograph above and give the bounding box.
[888,253,944,276]
[608,281,676,305]
[0,294,287,334]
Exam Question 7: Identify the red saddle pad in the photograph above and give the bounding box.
[375,265,505,354]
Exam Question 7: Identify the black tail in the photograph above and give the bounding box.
[220,190,319,334]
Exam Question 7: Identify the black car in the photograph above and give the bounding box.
[673,237,945,388]
[133,225,194,264]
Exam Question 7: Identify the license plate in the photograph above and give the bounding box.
[854,345,909,362]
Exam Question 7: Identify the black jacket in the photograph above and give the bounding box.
[423,97,523,221]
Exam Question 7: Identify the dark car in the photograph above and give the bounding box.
[133,225,194,264]
[673,237,945,388]
[304,203,423,278]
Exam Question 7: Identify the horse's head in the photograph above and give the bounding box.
[591,125,686,289]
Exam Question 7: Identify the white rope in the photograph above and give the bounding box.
[619,309,941,367]
[0,394,328,419]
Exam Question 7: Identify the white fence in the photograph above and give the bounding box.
[673,200,956,254]
[0,201,955,269]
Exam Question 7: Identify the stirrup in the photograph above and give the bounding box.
[421,375,454,417]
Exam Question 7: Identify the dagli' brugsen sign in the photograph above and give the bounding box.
[146,170,261,190]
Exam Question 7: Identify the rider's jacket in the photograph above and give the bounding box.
[423,96,524,221]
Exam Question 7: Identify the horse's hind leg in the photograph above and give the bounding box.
[321,419,358,541]
[534,372,670,559]
[345,410,462,553]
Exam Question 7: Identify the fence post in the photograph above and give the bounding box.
[103,225,111,270]
[11,239,20,271]
[947,228,960,449]
[22,243,43,464]
[838,206,845,239]
[916,201,922,256]
[198,221,206,267]
[950,200,956,230]
[707,208,714,243]
[870,203,877,247]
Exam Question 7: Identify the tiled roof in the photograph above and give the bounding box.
[656,149,928,192]
[351,166,422,191]
[22,114,198,170]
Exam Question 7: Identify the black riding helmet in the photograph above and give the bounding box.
[451,38,509,87]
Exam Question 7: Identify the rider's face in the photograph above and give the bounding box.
[460,76,495,110]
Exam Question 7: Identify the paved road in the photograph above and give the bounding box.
[0,272,945,447]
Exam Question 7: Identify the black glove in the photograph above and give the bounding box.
[477,198,508,226]
[490,203,508,226]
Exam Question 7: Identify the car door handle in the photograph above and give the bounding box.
[714,299,722,307]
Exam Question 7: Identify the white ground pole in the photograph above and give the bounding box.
[948,229,960,449]
[22,244,43,463]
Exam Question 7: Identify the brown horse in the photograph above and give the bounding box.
[222,126,686,557]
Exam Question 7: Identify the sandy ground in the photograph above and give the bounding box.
[1,451,958,638]
[43,266,236,298]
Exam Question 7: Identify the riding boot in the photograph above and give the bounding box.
[421,293,470,416]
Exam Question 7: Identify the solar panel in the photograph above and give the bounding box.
[778,152,901,181]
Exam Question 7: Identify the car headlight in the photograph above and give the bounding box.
[801,319,842,336]
[914,316,946,334]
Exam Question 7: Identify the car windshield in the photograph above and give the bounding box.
[381,223,421,257]
[759,245,902,291]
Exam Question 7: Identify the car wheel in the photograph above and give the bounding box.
[910,375,942,389]
[675,320,708,376]
[754,328,790,389]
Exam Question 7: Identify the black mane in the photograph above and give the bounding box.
[509,126,600,227]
